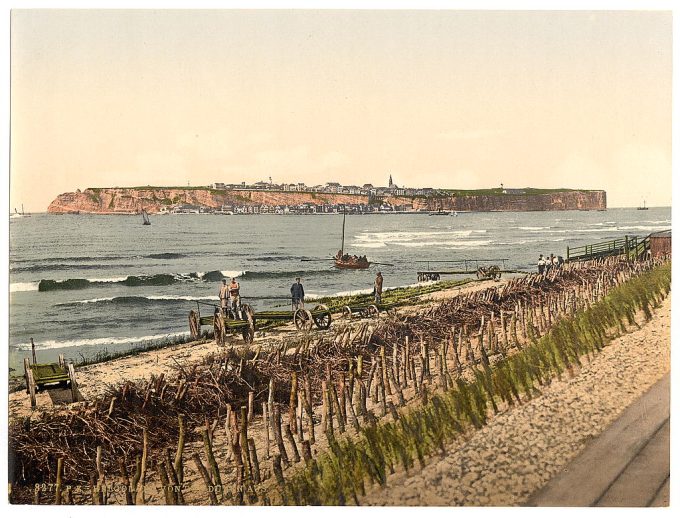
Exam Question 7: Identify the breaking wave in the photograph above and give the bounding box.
[12,332,191,351]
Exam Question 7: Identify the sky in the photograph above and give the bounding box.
[9,9,672,211]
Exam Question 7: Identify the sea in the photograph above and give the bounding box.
[8,207,671,371]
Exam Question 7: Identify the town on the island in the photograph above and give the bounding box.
[48,174,606,215]
[175,174,442,214]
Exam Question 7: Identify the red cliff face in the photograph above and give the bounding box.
[47,188,606,214]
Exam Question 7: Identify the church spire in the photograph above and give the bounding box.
[388,174,393,188]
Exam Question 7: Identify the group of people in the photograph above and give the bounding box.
[219,278,242,318]
[335,250,369,266]
[537,253,564,274]
[219,271,384,318]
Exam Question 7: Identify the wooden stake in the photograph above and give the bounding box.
[321,380,328,433]
[135,428,148,505]
[284,424,301,463]
[240,406,255,491]
[247,437,262,484]
[380,346,392,395]
[386,361,405,406]
[118,459,133,505]
[303,377,315,445]
[272,404,290,467]
[345,386,361,433]
[165,448,184,504]
[262,402,270,459]
[68,363,78,403]
[192,453,218,505]
[331,381,346,433]
[378,358,388,417]
[288,372,297,434]
[248,391,255,423]
[157,459,175,505]
[272,455,285,487]
[202,427,222,490]
[301,440,313,462]
[55,458,63,505]
[130,455,141,503]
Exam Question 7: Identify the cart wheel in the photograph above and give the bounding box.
[312,304,332,330]
[189,310,200,340]
[368,304,380,317]
[214,310,226,346]
[294,309,313,331]
[342,306,352,318]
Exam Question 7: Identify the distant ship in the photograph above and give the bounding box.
[142,209,151,225]
[10,204,29,219]
[637,200,649,211]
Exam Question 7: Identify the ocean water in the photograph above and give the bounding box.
[8,208,670,370]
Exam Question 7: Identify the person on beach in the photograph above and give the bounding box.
[219,279,229,314]
[229,277,241,318]
[374,271,384,304]
[538,255,545,274]
[291,277,305,311]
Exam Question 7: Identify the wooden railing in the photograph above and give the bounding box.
[567,235,651,262]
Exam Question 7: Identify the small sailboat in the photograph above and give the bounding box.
[10,204,29,219]
[142,209,151,225]
[637,200,649,211]
[334,211,370,269]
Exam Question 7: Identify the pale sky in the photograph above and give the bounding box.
[10,10,672,211]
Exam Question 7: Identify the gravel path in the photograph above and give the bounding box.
[361,294,671,506]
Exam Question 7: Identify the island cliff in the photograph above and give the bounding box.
[47,187,606,214]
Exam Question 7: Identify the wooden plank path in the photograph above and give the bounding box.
[528,373,670,507]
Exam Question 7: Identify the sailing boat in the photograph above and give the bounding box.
[10,204,29,219]
[637,200,649,211]
[142,209,151,225]
[334,210,370,269]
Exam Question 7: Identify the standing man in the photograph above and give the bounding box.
[374,271,383,304]
[229,277,241,318]
[218,279,229,315]
[291,277,305,311]
[538,255,545,274]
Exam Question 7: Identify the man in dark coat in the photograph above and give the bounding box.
[291,277,305,311]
